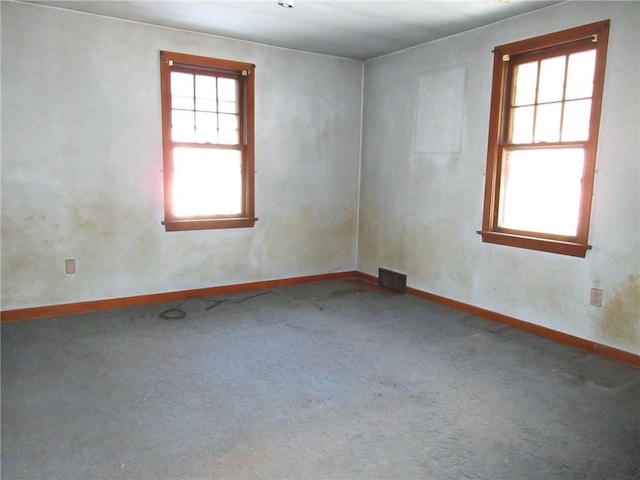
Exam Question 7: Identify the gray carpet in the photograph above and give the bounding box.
[2,279,639,479]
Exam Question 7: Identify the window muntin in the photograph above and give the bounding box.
[160,51,256,231]
[507,48,596,146]
[170,72,240,145]
[479,21,610,257]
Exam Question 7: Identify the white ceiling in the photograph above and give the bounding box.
[22,0,563,60]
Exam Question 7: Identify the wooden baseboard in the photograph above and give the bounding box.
[356,272,640,368]
[0,271,358,323]
[2,269,637,367]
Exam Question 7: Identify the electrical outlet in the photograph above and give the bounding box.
[65,259,76,275]
[590,288,603,307]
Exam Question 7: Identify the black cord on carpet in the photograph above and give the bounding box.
[159,290,272,320]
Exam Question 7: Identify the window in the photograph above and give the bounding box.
[479,21,610,257]
[160,51,256,231]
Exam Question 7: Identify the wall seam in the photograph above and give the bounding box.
[354,62,365,270]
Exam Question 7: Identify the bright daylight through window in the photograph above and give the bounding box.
[479,21,610,257]
[160,51,256,231]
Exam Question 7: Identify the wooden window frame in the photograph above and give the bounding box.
[160,51,257,232]
[478,20,610,257]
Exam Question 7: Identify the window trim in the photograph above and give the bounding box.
[159,51,257,232]
[478,20,610,258]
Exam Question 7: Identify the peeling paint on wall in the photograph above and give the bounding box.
[596,275,640,351]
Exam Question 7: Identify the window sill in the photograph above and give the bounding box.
[164,217,258,232]
[477,230,591,258]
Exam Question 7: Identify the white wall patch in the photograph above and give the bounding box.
[414,66,466,154]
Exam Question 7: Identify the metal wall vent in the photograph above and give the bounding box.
[378,268,407,293]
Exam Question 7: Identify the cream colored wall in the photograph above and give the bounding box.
[1,2,362,309]
[359,1,639,354]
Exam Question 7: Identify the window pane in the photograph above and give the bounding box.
[195,75,216,99]
[218,78,238,113]
[172,96,194,111]
[566,50,596,100]
[499,147,584,236]
[510,106,534,144]
[171,72,194,97]
[219,100,237,114]
[195,75,217,112]
[537,56,566,104]
[218,78,237,103]
[196,98,217,112]
[171,110,195,142]
[218,114,239,145]
[173,147,242,216]
[171,72,194,110]
[513,61,538,106]
[195,112,217,144]
[534,102,562,143]
[562,99,592,141]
